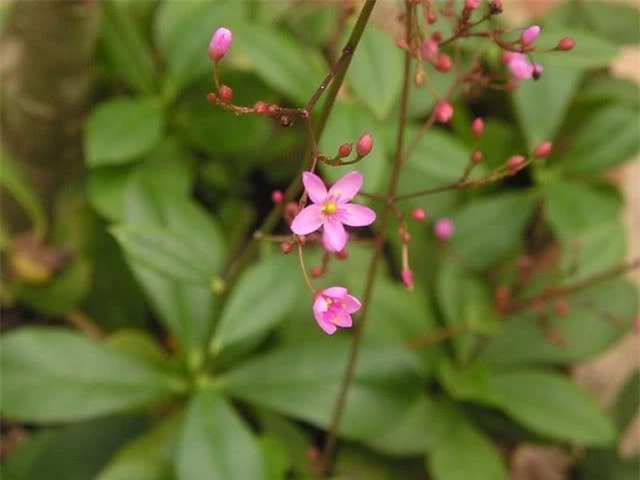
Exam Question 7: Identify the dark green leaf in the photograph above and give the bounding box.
[260,436,290,480]
[346,25,403,120]
[490,370,615,446]
[614,371,640,433]
[257,410,313,476]
[0,327,184,423]
[558,105,640,174]
[85,97,164,167]
[175,389,265,480]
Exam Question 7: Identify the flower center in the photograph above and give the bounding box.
[322,202,337,215]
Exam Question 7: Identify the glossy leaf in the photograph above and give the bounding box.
[0,327,184,423]
[85,97,164,167]
[175,389,265,480]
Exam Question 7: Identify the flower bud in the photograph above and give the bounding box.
[280,241,294,255]
[434,101,454,123]
[356,133,373,157]
[411,208,426,222]
[427,11,437,24]
[218,84,233,103]
[471,151,483,164]
[507,155,525,174]
[421,39,439,60]
[338,143,353,157]
[401,269,415,291]
[434,54,452,72]
[557,37,575,51]
[495,285,511,313]
[311,267,323,278]
[335,249,348,260]
[434,218,454,241]
[465,0,479,10]
[208,27,232,63]
[254,101,268,114]
[471,117,484,138]
[489,0,502,14]
[431,31,442,42]
[520,25,540,46]
[534,141,552,158]
[271,190,284,204]
[554,300,570,317]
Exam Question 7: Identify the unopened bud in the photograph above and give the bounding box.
[465,0,479,9]
[556,37,575,51]
[218,84,233,103]
[507,155,525,174]
[471,117,484,138]
[489,0,502,14]
[534,141,552,158]
[310,267,323,278]
[471,151,483,164]
[401,269,415,291]
[434,218,454,241]
[411,208,426,222]
[254,101,268,114]
[434,101,454,123]
[431,31,443,43]
[434,54,452,72]
[356,133,373,157]
[427,11,437,24]
[280,242,294,255]
[338,143,353,157]
[271,190,284,204]
[208,27,232,63]
[421,39,439,60]
[520,25,540,46]
[399,228,411,244]
[495,285,511,313]
[284,202,299,223]
[554,300,570,317]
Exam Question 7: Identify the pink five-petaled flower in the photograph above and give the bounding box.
[312,287,361,335]
[505,52,543,81]
[290,172,376,252]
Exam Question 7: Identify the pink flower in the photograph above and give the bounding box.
[506,52,543,81]
[208,27,232,63]
[401,269,415,291]
[434,101,454,123]
[434,218,454,241]
[290,172,376,252]
[312,287,361,335]
[520,25,540,46]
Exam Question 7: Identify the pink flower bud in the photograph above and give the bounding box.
[471,151,483,164]
[434,101,454,123]
[421,39,439,60]
[465,0,479,10]
[434,218,454,241]
[507,155,525,174]
[557,37,575,51]
[501,51,513,65]
[554,300,570,317]
[411,208,426,222]
[254,101,268,114]
[218,84,233,103]
[338,143,353,157]
[356,133,373,157]
[489,0,502,14]
[520,25,540,46]
[271,190,284,204]
[471,117,484,138]
[431,31,442,42]
[208,27,232,63]
[434,54,452,72]
[311,267,323,278]
[427,11,437,24]
[280,242,293,255]
[401,269,415,291]
[534,141,552,158]
[495,285,511,314]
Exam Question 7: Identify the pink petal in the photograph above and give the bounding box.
[291,205,323,235]
[509,60,533,80]
[317,318,338,335]
[328,171,363,204]
[313,295,329,316]
[302,172,327,204]
[345,295,362,314]
[336,203,376,227]
[323,287,348,298]
[331,313,352,328]
[323,218,348,252]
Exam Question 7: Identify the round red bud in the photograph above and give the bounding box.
[207,92,217,104]
[465,0,479,10]
[557,37,575,51]
[271,190,284,204]
[554,300,570,317]
[431,31,443,43]
[218,84,233,103]
[471,117,484,138]
[356,133,373,157]
[434,54,452,72]
[338,143,353,157]
[310,267,323,278]
[400,230,411,244]
[267,104,279,114]
[254,101,268,114]
[434,101,454,123]
[534,141,552,158]
[411,208,426,222]
[507,155,525,174]
[471,151,483,164]
[280,242,293,255]
[401,269,415,291]
[427,11,437,24]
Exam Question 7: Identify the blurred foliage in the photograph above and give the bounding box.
[1,1,639,479]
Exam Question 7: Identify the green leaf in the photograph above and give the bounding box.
[0,327,184,423]
[2,416,149,480]
[212,254,301,354]
[106,329,174,370]
[578,76,640,108]
[232,23,328,105]
[426,401,507,480]
[614,371,640,433]
[543,181,622,240]
[122,183,225,357]
[97,413,181,480]
[513,66,582,149]
[535,28,619,69]
[346,24,403,120]
[438,359,503,406]
[319,101,388,193]
[111,224,217,284]
[256,411,313,476]
[451,192,537,269]
[224,339,424,444]
[85,97,164,167]
[175,389,265,480]
[490,370,615,446]
[260,436,290,480]
[480,279,638,367]
[100,1,157,94]
[558,105,640,174]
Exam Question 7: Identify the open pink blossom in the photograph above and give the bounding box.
[312,287,361,335]
[291,172,376,252]
[505,52,543,81]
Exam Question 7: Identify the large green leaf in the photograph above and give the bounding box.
[534,28,619,69]
[223,339,424,444]
[450,192,537,269]
[97,413,181,480]
[345,24,403,120]
[121,184,225,362]
[557,105,640,174]
[212,254,301,355]
[2,416,149,480]
[85,97,164,167]
[513,66,582,150]
[0,327,184,423]
[614,371,640,434]
[490,370,615,446]
[175,389,265,480]
[426,401,507,480]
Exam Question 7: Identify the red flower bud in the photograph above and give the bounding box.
[218,84,233,103]
[554,300,570,317]
[557,37,575,51]
[434,101,454,123]
[411,208,426,222]
[254,101,268,114]
[310,267,323,278]
[471,151,483,164]
[507,155,525,174]
[271,190,284,204]
[534,141,552,158]
[280,242,293,255]
[401,269,415,291]
[427,11,437,24]
[338,143,353,157]
[356,133,373,157]
[471,117,484,138]
[434,54,452,72]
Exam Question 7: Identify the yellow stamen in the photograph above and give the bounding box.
[323,202,337,215]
